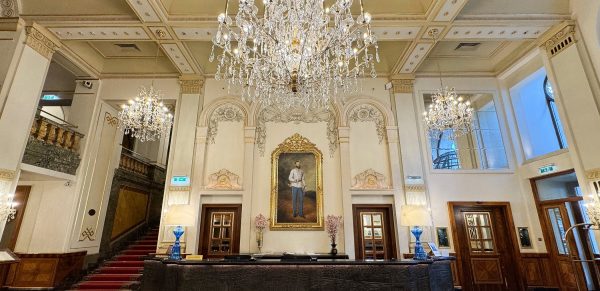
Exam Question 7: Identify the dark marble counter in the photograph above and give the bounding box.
[141,257,455,291]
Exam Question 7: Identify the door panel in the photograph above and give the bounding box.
[199,204,241,259]
[451,203,523,291]
[352,205,397,260]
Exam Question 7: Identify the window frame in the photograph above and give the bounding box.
[543,76,568,150]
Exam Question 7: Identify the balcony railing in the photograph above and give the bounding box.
[119,148,166,184]
[22,109,85,175]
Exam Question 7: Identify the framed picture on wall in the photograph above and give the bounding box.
[436,227,450,248]
[518,227,532,248]
[270,133,324,230]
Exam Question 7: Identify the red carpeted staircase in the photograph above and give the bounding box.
[70,228,159,290]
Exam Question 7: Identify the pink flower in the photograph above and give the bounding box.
[325,215,343,242]
[255,214,269,230]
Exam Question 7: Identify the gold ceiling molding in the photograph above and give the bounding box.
[0,168,16,181]
[25,24,61,60]
[0,0,18,17]
[586,168,600,181]
[390,78,414,94]
[540,22,576,58]
[179,76,204,94]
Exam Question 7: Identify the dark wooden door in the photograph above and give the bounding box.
[451,203,524,290]
[198,204,241,259]
[352,204,397,260]
[0,186,30,249]
[540,202,585,290]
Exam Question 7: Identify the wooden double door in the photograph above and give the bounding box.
[352,205,397,260]
[450,202,524,291]
[198,204,241,259]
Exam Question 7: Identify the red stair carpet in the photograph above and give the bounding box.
[70,228,159,290]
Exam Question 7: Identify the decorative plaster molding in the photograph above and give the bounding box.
[125,0,161,22]
[207,105,244,144]
[445,26,548,40]
[256,105,338,156]
[206,169,242,190]
[180,77,204,94]
[0,0,18,17]
[348,104,386,143]
[0,168,15,181]
[540,23,576,57]
[104,112,119,127]
[398,42,434,74]
[352,169,389,190]
[433,0,468,22]
[169,186,190,192]
[404,184,426,192]
[79,227,96,241]
[161,43,195,74]
[390,78,414,94]
[25,25,60,60]
[49,27,150,40]
[587,168,600,181]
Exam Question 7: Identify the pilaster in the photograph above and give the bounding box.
[338,127,354,258]
[241,126,256,253]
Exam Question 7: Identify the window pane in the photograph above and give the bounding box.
[509,68,567,159]
[424,93,508,170]
[535,172,580,201]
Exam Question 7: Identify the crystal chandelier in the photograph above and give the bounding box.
[119,86,173,142]
[422,30,474,139]
[0,182,15,222]
[210,0,379,109]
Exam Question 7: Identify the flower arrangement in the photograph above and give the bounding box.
[255,214,269,230]
[326,215,343,243]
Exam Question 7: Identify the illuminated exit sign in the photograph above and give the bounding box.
[538,164,557,175]
[171,176,190,186]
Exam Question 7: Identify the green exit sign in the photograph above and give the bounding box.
[539,164,557,175]
[171,176,190,186]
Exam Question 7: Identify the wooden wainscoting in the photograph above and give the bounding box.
[6,251,86,288]
[521,253,559,289]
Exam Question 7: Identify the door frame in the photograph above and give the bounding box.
[529,169,595,290]
[448,201,525,290]
[198,204,242,257]
[352,204,398,260]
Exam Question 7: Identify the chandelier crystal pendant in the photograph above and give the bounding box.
[422,29,474,139]
[210,0,379,109]
[119,86,173,142]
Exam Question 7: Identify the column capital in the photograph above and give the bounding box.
[25,23,61,60]
[179,75,205,94]
[539,21,576,58]
[389,75,415,94]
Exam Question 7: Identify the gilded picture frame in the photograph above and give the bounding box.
[270,133,324,230]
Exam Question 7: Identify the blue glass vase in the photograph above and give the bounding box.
[169,225,184,260]
[411,226,428,260]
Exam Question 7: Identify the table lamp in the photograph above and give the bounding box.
[164,204,195,260]
[400,205,432,260]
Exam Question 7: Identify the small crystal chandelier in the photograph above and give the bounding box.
[210,0,379,109]
[0,183,16,222]
[585,181,600,227]
[119,34,173,143]
[119,86,173,142]
[422,30,474,139]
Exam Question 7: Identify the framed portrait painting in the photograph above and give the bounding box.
[270,134,323,230]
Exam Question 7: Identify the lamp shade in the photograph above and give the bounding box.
[164,204,195,226]
[400,205,432,227]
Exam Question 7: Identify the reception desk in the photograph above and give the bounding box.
[141,257,454,291]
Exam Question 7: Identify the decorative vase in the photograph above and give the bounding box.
[330,241,338,255]
[411,226,428,260]
[169,225,184,260]
[256,229,263,253]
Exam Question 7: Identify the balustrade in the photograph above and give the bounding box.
[29,114,84,152]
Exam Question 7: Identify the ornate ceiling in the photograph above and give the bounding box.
[15,0,570,79]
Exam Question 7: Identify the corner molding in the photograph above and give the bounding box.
[25,24,61,60]
[180,76,204,94]
[351,169,389,190]
[206,169,242,190]
[540,22,576,58]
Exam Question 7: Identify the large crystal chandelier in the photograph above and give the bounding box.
[119,86,173,142]
[422,29,474,139]
[210,0,379,109]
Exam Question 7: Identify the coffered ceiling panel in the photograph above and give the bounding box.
[458,0,569,17]
[21,0,136,16]
[89,41,163,58]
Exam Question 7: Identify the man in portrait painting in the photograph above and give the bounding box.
[289,160,306,217]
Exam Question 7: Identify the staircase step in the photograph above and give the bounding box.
[135,239,158,244]
[104,261,145,267]
[121,249,153,255]
[85,274,142,281]
[128,245,156,250]
[114,255,145,261]
[74,281,138,289]
[97,267,143,274]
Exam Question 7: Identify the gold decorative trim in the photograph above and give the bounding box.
[105,112,119,127]
[79,227,96,241]
[25,25,61,60]
[206,169,242,190]
[270,133,324,230]
[0,0,18,17]
[180,77,204,94]
[540,23,576,57]
[587,168,600,180]
[169,186,191,192]
[391,78,414,94]
[352,169,389,190]
[0,169,16,181]
[404,184,426,192]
